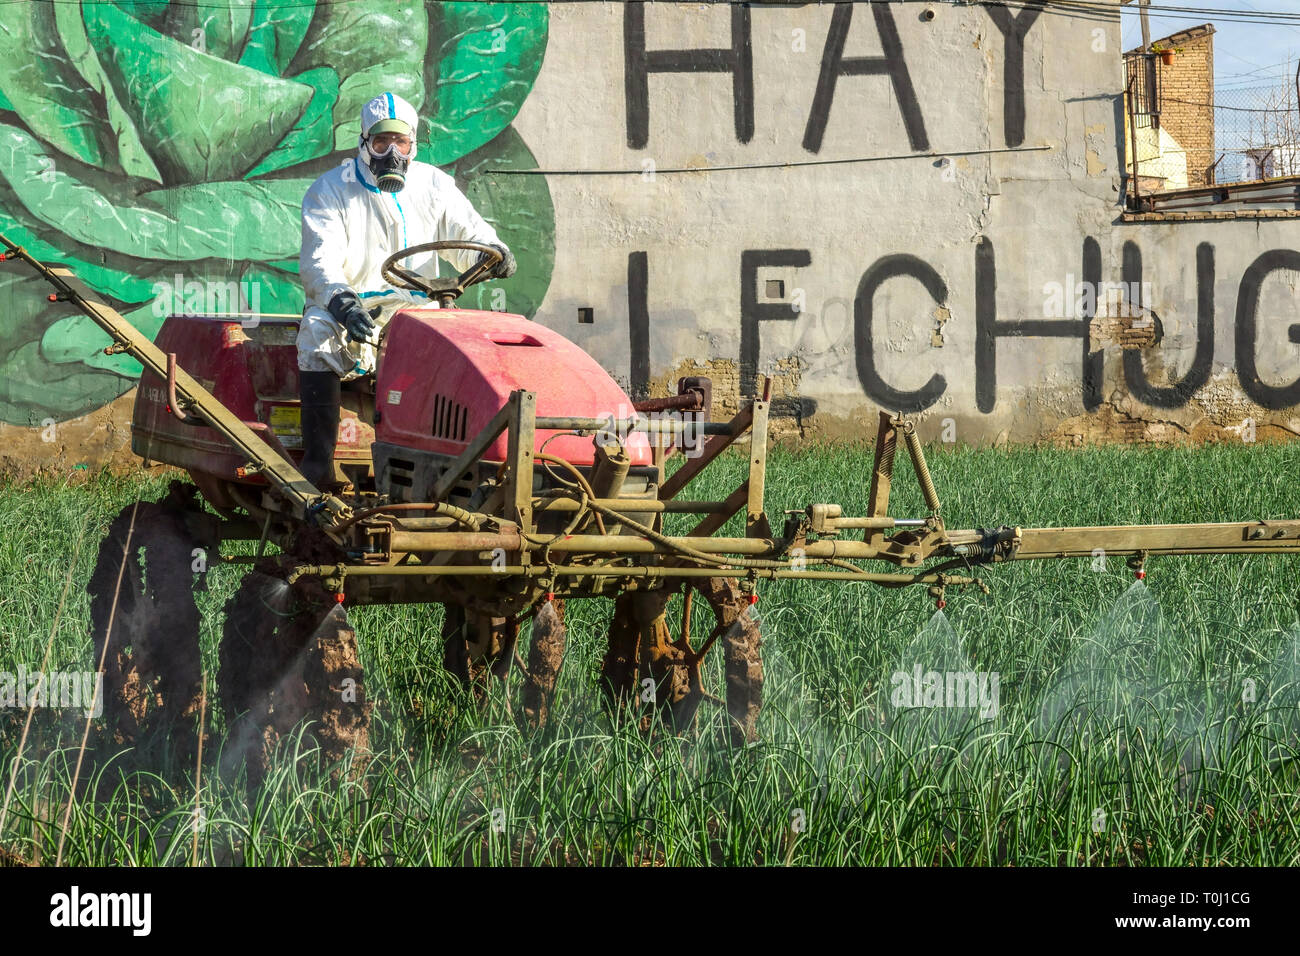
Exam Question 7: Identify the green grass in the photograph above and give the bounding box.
[2,440,1299,866]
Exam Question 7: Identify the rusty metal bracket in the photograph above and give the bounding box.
[1245,522,1300,541]
[747,390,771,538]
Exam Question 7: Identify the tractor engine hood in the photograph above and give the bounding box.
[375,308,654,467]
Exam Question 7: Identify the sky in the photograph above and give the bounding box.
[1120,0,1300,89]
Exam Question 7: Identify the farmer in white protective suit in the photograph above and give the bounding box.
[297,91,515,489]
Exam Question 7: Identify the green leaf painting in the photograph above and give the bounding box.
[0,0,551,426]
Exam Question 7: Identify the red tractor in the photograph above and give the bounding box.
[66,241,768,781]
[10,232,1298,784]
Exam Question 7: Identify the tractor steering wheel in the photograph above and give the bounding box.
[380,240,502,308]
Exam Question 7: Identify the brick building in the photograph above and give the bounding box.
[1124,24,1216,192]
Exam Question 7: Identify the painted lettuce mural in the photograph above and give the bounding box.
[0,0,553,425]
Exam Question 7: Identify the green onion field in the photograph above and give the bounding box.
[2,441,1298,865]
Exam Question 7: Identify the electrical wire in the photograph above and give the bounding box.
[1160,95,1300,112]
[498,145,1051,176]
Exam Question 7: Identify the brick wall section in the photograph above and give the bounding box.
[1155,27,1215,187]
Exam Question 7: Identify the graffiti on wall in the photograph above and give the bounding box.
[620,1,1300,419]
[0,0,553,426]
[624,239,1300,415]
[623,0,1045,154]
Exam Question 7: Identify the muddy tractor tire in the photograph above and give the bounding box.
[87,486,210,759]
[521,598,568,727]
[599,589,704,734]
[599,579,764,743]
[219,557,371,789]
[694,577,764,745]
[441,604,519,700]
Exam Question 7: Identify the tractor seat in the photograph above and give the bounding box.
[340,372,377,427]
[341,372,376,395]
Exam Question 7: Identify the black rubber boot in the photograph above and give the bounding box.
[298,370,341,491]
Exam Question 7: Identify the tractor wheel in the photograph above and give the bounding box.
[693,577,764,746]
[441,605,517,701]
[598,580,763,743]
[600,590,704,733]
[521,599,567,727]
[87,489,207,761]
[219,558,371,789]
[599,595,641,713]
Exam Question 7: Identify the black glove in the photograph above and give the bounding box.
[477,242,516,279]
[327,290,375,343]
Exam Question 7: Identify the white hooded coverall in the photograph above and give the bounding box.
[297,155,505,379]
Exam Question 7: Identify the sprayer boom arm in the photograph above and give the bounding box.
[0,234,350,528]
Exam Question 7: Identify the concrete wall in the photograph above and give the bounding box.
[2,0,1299,475]
[517,1,1300,446]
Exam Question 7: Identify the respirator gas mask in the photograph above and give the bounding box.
[362,136,415,192]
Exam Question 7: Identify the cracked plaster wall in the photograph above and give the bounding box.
[518,1,1300,447]
[5,1,1298,476]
